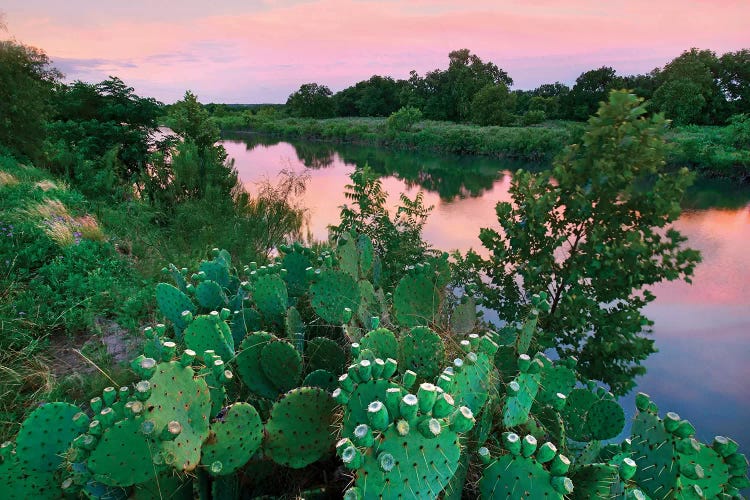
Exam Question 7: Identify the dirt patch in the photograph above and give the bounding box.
[47,318,142,379]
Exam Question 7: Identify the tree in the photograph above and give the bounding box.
[286,83,334,118]
[470,83,516,125]
[719,49,750,116]
[0,39,61,160]
[47,76,161,183]
[652,48,726,124]
[470,91,700,394]
[167,90,221,151]
[563,67,622,120]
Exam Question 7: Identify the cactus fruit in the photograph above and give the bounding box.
[309,269,361,325]
[392,272,440,327]
[478,434,573,498]
[200,403,262,476]
[264,387,336,468]
[398,326,445,379]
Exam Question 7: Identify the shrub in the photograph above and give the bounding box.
[386,106,422,132]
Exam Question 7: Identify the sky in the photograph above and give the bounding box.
[2,1,749,103]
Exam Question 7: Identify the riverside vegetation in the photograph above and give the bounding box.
[206,48,750,182]
[1,37,749,498]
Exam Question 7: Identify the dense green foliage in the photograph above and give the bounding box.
[463,92,701,395]
[286,82,335,118]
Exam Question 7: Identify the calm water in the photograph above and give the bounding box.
[223,133,750,451]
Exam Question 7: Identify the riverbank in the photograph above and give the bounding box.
[213,114,750,183]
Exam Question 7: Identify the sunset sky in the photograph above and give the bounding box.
[2,1,748,103]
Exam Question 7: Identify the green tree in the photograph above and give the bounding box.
[167,90,220,151]
[470,83,516,125]
[286,83,334,118]
[719,49,750,116]
[0,39,61,160]
[470,91,700,394]
[47,77,161,183]
[563,66,622,120]
[652,48,726,124]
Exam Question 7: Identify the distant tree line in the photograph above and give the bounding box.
[285,48,750,126]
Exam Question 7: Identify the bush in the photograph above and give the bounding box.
[725,113,750,148]
[386,106,422,132]
[521,109,546,126]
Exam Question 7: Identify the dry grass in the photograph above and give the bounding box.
[34,179,63,191]
[24,198,106,246]
[0,171,19,187]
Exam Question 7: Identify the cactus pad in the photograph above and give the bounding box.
[309,269,361,325]
[251,273,288,325]
[260,339,303,393]
[303,369,339,392]
[201,403,263,476]
[235,332,282,399]
[195,280,226,310]
[156,283,195,332]
[264,387,336,468]
[183,313,234,362]
[87,416,158,487]
[15,402,82,473]
[393,273,439,327]
[398,326,445,379]
[450,296,477,334]
[281,247,313,296]
[360,327,399,361]
[306,336,347,375]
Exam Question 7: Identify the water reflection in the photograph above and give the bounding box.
[223,135,750,452]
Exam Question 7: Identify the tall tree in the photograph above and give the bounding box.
[286,83,334,118]
[0,39,61,160]
[469,91,700,394]
[719,49,750,116]
[563,66,622,120]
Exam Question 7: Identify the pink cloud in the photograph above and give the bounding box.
[4,0,749,101]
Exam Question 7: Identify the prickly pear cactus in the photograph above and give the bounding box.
[306,336,347,375]
[264,387,336,468]
[155,282,195,333]
[183,311,234,362]
[335,232,360,280]
[356,233,374,277]
[337,357,476,499]
[392,270,440,327]
[201,403,263,476]
[398,326,445,380]
[280,243,314,297]
[439,332,499,415]
[630,392,748,499]
[195,279,226,310]
[502,354,544,428]
[450,295,477,334]
[360,327,399,361]
[250,272,288,326]
[561,386,625,442]
[309,268,361,325]
[235,332,300,399]
[478,433,573,498]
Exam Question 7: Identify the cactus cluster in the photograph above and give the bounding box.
[1,244,747,499]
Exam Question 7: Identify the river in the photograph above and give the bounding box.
[222,133,750,452]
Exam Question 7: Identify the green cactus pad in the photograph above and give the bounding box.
[195,279,226,310]
[393,273,440,327]
[569,463,619,499]
[336,233,360,279]
[264,387,336,468]
[87,416,158,487]
[144,360,211,471]
[560,388,598,441]
[309,269,361,325]
[156,283,195,331]
[306,336,347,375]
[230,307,262,345]
[398,326,445,379]
[516,311,538,354]
[281,248,313,296]
[15,401,82,473]
[360,327,399,361]
[303,369,339,392]
[443,348,496,415]
[342,378,399,436]
[235,332,279,399]
[586,398,626,440]
[252,273,288,325]
[183,314,234,362]
[260,339,303,393]
[354,423,464,499]
[631,403,679,499]
[199,256,231,288]
[0,445,64,497]
[201,403,263,476]
[450,296,477,334]
[357,234,374,276]
[537,360,577,406]
[503,369,541,427]
[285,306,305,346]
[356,279,381,331]
[165,263,188,292]
[478,438,569,499]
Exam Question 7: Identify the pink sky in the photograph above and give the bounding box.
[2,1,748,103]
